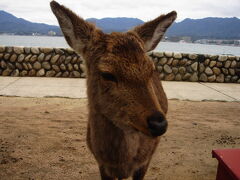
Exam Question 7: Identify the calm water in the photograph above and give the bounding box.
[0,35,240,56]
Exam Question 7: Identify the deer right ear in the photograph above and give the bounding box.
[50,1,98,55]
[132,11,177,52]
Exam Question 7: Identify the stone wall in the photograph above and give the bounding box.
[0,46,85,78]
[0,46,239,83]
[149,51,240,83]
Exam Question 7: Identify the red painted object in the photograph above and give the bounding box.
[212,149,240,180]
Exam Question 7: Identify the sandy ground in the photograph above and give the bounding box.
[0,97,239,180]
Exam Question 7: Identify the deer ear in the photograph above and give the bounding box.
[132,11,177,52]
[50,1,98,54]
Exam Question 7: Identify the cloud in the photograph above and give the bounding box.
[0,0,239,25]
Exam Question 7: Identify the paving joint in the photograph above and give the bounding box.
[0,77,21,92]
[199,82,239,103]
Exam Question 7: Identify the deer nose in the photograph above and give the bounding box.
[147,111,168,137]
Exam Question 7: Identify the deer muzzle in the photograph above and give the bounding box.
[147,111,168,137]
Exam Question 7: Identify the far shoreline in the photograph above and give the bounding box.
[0,35,240,56]
[1,34,240,48]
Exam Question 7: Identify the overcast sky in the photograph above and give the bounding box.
[0,0,240,25]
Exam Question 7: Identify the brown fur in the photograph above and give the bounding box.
[50,1,176,179]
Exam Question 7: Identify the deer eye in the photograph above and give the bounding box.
[101,72,117,83]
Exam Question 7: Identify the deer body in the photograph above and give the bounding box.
[50,1,176,179]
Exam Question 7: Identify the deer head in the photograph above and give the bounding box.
[50,1,176,137]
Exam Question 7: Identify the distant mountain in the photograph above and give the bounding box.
[87,17,144,33]
[0,10,143,35]
[166,17,240,40]
[0,10,61,35]
[0,10,240,40]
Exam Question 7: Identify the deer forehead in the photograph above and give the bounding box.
[97,33,154,79]
[105,32,145,61]
[92,32,155,81]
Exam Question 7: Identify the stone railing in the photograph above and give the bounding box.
[0,46,239,83]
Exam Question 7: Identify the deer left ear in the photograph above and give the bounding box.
[132,11,177,52]
[50,1,99,55]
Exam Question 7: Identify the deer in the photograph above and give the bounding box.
[50,1,176,179]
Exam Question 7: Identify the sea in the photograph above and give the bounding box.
[0,35,240,56]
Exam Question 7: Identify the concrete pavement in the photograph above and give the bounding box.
[0,77,239,102]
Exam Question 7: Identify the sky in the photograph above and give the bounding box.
[0,0,240,25]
